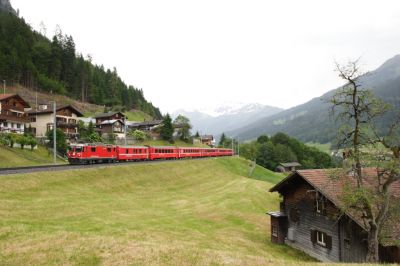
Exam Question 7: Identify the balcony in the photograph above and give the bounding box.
[0,126,24,134]
[0,110,29,123]
[56,118,78,128]
[1,104,25,112]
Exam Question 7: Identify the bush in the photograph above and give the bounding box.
[46,129,68,155]
[129,130,147,141]
[87,132,102,143]
[27,136,37,150]
[6,133,18,148]
[0,133,9,146]
[16,135,29,149]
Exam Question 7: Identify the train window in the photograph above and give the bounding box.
[91,147,96,152]
[75,146,83,152]
[126,149,129,154]
[107,148,111,152]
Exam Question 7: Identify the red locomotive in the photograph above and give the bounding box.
[67,144,233,164]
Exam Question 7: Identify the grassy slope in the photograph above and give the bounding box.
[306,142,332,154]
[0,157,315,265]
[0,145,66,168]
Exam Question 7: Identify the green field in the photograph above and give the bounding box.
[0,157,315,265]
[0,145,66,168]
[306,142,332,154]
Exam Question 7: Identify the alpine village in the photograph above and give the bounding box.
[0,1,399,265]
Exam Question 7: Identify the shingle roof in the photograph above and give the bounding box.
[270,168,400,246]
[100,119,125,125]
[129,120,163,127]
[26,105,84,117]
[94,111,125,119]
[280,162,301,167]
[0,94,30,107]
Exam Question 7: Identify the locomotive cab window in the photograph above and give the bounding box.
[75,147,83,152]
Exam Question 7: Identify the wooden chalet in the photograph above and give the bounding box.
[0,94,30,134]
[27,104,84,139]
[94,111,126,125]
[128,120,163,140]
[268,169,400,263]
[276,162,302,172]
[200,135,214,147]
[94,112,127,139]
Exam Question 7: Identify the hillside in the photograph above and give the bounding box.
[6,85,152,121]
[229,55,400,144]
[0,145,66,167]
[0,157,314,265]
[0,4,162,119]
[173,103,283,138]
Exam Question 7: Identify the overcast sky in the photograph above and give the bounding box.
[12,0,400,113]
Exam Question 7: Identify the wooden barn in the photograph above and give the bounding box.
[268,169,400,263]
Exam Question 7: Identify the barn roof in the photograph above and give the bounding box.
[279,162,301,168]
[26,105,84,117]
[129,120,163,127]
[270,168,400,246]
[99,119,125,125]
[94,111,125,119]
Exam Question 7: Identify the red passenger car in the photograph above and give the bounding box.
[148,146,179,160]
[178,147,203,158]
[116,146,149,161]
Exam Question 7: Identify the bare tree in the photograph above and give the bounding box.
[330,59,400,262]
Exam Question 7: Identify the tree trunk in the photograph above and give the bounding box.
[366,226,379,262]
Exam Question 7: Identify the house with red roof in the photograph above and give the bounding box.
[268,168,400,263]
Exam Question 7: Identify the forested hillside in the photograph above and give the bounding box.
[0,8,162,118]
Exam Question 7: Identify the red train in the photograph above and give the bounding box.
[67,144,233,164]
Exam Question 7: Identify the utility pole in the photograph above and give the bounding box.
[232,138,234,155]
[50,101,57,164]
[3,80,5,94]
[124,122,127,146]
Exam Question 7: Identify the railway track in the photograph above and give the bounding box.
[0,157,213,176]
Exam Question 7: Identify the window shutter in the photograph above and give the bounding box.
[310,230,317,244]
[325,234,332,249]
[322,200,327,216]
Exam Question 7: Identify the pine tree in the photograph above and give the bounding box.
[160,114,174,142]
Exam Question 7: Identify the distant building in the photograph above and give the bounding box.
[27,104,84,140]
[128,120,163,140]
[200,135,215,147]
[94,112,127,139]
[276,162,302,172]
[0,94,30,134]
[268,169,400,263]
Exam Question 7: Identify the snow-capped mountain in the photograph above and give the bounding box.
[172,103,283,138]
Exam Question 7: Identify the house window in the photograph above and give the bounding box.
[315,193,325,214]
[31,117,36,122]
[3,122,7,127]
[16,124,21,129]
[317,231,326,246]
[272,226,278,237]
[311,230,332,249]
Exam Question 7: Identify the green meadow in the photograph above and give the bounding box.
[0,157,316,265]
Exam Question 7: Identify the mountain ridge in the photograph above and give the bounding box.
[173,103,283,137]
[228,55,400,143]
